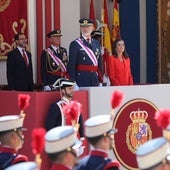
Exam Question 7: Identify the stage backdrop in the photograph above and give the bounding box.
[0,0,28,59]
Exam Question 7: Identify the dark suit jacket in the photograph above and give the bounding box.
[7,48,34,91]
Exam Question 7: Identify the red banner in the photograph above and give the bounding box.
[0,0,28,57]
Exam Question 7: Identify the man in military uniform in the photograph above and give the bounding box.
[45,126,84,170]
[75,115,120,170]
[136,137,170,170]
[0,115,28,169]
[41,29,68,91]
[45,78,84,138]
[136,109,170,170]
[67,18,103,87]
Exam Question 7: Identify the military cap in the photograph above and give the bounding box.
[5,162,37,170]
[47,29,62,37]
[79,18,94,26]
[0,115,25,133]
[85,115,117,138]
[136,137,170,169]
[52,78,75,90]
[45,126,81,154]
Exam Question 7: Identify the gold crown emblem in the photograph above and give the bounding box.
[83,20,88,24]
[130,108,148,123]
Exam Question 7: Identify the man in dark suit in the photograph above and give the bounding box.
[67,18,103,87]
[41,29,68,91]
[7,32,34,91]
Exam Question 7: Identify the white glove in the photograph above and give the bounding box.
[43,85,51,91]
[103,74,111,86]
[74,83,79,91]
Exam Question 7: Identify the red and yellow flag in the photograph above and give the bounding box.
[102,0,112,53]
[112,0,121,42]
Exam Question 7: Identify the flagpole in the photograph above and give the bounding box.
[101,0,104,49]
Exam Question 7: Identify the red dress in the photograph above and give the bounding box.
[106,55,133,85]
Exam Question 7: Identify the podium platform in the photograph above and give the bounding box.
[1,84,170,170]
[0,90,88,170]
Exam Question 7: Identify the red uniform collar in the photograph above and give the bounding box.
[90,150,108,158]
[0,145,17,154]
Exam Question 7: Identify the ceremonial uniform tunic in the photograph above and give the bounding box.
[45,96,84,137]
[75,150,118,170]
[0,145,28,169]
[67,37,102,87]
[41,45,68,86]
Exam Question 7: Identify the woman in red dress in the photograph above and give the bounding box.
[106,38,133,86]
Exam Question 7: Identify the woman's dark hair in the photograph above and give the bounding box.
[112,38,129,58]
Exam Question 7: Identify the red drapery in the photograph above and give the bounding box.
[36,0,60,84]
[0,0,28,57]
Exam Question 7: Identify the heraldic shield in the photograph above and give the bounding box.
[113,98,162,170]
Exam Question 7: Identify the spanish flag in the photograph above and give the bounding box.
[102,0,112,53]
[112,0,121,42]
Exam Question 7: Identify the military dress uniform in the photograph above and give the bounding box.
[136,109,170,170]
[45,96,84,137]
[45,126,84,170]
[0,115,28,169]
[67,18,103,87]
[41,30,68,87]
[75,115,120,170]
[45,79,84,137]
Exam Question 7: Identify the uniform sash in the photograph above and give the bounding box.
[76,38,98,66]
[46,48,67,72]
[57,100,67,126]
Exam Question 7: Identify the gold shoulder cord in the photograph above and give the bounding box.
[46,52,61,72]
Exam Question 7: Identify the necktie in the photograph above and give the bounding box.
[86,38,90,44]
[56,48,60,54]
[86,38,92,48]
[22,50,28,67]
